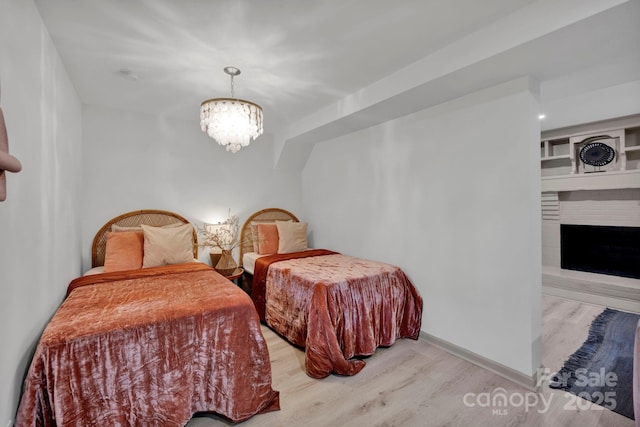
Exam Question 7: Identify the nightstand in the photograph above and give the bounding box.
[224,267,244,285]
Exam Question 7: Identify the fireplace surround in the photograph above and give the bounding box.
[541,115,640,313]
[561,224,640,280]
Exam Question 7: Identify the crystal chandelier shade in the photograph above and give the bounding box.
[200,67,263,153]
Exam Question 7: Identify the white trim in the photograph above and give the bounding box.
[419,332,541,391]
[542,265,640,314]
[542,285,640,313]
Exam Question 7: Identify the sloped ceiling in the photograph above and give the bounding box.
[35,0,640,169]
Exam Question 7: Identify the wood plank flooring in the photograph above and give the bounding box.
[187,295,634,426]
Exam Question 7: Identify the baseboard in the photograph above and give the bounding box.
[419,331,541,391]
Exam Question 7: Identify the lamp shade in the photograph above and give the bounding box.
[204,223,226,234]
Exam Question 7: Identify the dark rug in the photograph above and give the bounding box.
[549,307,639,419]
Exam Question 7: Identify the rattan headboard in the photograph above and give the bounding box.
[91,209,198,268]
[239,208,299,267]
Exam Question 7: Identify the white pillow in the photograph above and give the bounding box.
[141,223,194,267]
[83,266,105,276]
[276,221,308,254]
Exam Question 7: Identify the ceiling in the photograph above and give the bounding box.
[35,0,640,161]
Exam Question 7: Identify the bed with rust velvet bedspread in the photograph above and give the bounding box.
[16,262,279,426]
[252,251,423,379]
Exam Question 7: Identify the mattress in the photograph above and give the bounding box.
[252,250,423,378]
[17,263,280,425]
[244,251,318,274]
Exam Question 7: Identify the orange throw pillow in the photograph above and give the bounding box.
[103,231,144,272]
[257,223,279,255]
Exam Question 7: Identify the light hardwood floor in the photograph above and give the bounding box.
[187,295,634,427]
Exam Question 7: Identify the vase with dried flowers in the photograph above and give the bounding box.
[199,213,240,276]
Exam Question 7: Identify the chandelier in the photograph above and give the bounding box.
[200,67,263,153]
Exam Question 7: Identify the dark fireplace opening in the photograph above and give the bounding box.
[561,224,640,280]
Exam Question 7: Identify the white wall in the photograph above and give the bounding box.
[81,105,303,270]
[301,79,542,377]
[541,79,640,131]
[0,0,83,422]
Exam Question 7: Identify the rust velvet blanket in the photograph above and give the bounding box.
[16,263,279,426]
[253,252,423,379]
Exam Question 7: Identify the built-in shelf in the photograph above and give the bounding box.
[541,155,570,161]
[540,115,640,311]
[541,169,640,192]
[541,114,640,186]
[540,138,570,161]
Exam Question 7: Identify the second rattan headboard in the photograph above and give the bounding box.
[239,208,299,267]
[91,209,198,268]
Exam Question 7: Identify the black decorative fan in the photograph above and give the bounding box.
[579,142,615,167]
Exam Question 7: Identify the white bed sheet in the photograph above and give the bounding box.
[83,266,105,276]
[243,250,317,275]
[83,260,202,276]
[243,252,266,275]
